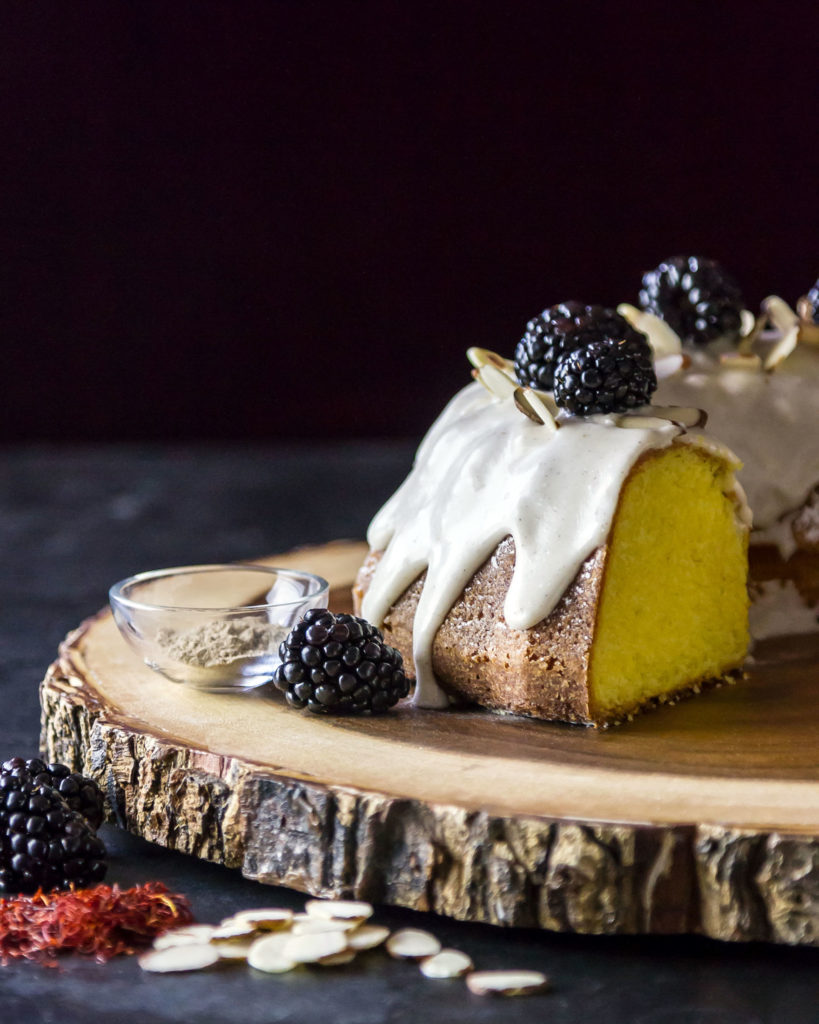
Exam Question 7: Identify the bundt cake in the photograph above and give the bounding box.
[354,372,750,725]
[622,265,819,639]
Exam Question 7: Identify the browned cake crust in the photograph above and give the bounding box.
[355,537,610,726]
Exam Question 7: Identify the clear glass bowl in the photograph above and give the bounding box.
[109,564,329,692]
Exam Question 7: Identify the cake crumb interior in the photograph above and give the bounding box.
[590,445,749,719]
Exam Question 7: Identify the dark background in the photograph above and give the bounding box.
[2,1,817,443]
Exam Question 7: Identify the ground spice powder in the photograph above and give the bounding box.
[0,881,193,965]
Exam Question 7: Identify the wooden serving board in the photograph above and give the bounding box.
[40,541,819,946]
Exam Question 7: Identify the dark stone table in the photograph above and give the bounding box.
[0,445,816,1023]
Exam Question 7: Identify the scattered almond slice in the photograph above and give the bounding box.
[513,387,558,433]
[227,908,294,931]
[346,924,390,951]
[292,918,356,936]
[139,944,223,973]
[795,297,819,343]
[304,899,374,922]
[720,352,763,371]
[283,930,350,964]
[212,938,258,961]
[247,934,298,974]
[211,920,261,941]
[317,950,358,967]
[617,304,682,357]
[386,928,442,960]
[472,363,517,401]
[153,924,217,950]
[420,948,474,978]
[467,347,515,373]
[465,969,550,996]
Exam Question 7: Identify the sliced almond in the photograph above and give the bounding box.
[738,311,767,354]
[654,352,686,380]
[139,944,222,973]
[304,899,373,922]
[346,924,390,951]
[622,404,707,429]
[227,908,294,931]
[153,924,217,950]
[420,948,474,978]
[762,294,799,335]
[513,387,558,433]
[292,918,356,936]
[466,347,515,373]
[472,363,517,401]
[317,950,358,967]
[617,304,682,357]
[466,969,550,996]
[386,928,442,960]
[764,323,799,370]
[211,920,261,941]
[719,352,762,371]
[247,934,298,974]
[283,930,350,964]
[212,938,257,961]
[616,416,678,432]
[795,297,819,343]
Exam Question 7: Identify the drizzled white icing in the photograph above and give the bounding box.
[362,383,685,708]
[655,342,819,535]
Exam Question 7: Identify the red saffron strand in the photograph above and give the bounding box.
[0,882,194,964]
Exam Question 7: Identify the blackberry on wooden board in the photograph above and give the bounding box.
[274,609,409,715]
[639,255,745,345]
[0,769,107,894]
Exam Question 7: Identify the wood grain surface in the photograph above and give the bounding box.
[40,541,819,946]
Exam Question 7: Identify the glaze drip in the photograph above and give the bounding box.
[361,384,684,708]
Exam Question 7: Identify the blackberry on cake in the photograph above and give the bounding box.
[514,303,646,391]
[0,768,107,894]
[639,255,745,345]
[552,333,657,415]
[274,609,409,714]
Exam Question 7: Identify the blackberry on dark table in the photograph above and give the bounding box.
[0,768,107,894]
[1,757,106,830]
[515,303,646,391]
[274,609,409,715]
[639,255,745,345]
[553,334,657,416]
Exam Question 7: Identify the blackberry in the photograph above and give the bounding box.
[553,335,657,415]
[639,255,745,345]
[515,303,645,391]
[0,770,107,894]
[1,758,106,830]
[273,609,410,715]
[806,279,819,323]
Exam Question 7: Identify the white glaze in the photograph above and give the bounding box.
[362,384,689,708]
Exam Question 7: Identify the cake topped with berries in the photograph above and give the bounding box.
[626,256,819,637]
[354,302,751,725]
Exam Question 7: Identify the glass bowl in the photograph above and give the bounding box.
[109,564,329,692]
